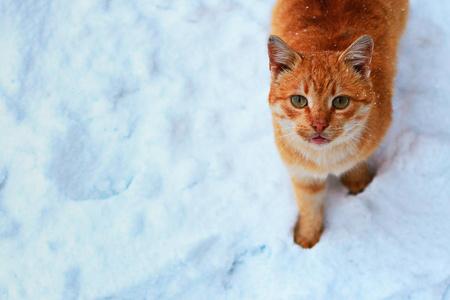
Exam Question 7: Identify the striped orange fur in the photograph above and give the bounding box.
[268,0,408,248]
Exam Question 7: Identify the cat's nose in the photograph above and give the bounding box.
[312,122,328,133]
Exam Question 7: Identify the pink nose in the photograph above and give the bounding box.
[312,122,328,133]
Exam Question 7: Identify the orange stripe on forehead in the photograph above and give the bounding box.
[323,78,333,92]
[331,81,337,95]
[309,76,335,96]
[304,81,309,95]
[312,78,319,91]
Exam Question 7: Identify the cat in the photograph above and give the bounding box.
[267,0,408,248]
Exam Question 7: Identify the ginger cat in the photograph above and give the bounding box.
[268,0,408,248]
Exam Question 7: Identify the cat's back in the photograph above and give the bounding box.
[271,0,408,53]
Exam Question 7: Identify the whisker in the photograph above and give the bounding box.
[277,131,297,141]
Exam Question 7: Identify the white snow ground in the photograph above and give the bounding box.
[0,0,449,299]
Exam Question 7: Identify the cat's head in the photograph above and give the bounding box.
[268,35,374,149]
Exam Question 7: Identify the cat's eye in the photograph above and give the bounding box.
[332,97,350,109]
[291,95,308,108]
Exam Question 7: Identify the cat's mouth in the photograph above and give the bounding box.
[309,135,330,144]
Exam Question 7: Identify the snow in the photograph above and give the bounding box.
[0,0,450,299]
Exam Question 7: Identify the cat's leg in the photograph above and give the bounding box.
[341,162,372,195]
[291,177,326,248]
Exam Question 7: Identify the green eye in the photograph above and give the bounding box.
[332,96,350,109]
[291,95,308,108]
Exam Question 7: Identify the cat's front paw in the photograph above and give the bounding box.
[341,163,372,195]
[342,175,372,195]
[293,221,323,248]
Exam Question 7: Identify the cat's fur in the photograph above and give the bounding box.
[268,0,408,248]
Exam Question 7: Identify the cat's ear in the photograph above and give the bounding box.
[339,35,373,78]
[268,35,302,80]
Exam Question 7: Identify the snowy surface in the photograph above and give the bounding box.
[0,0,450,299]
